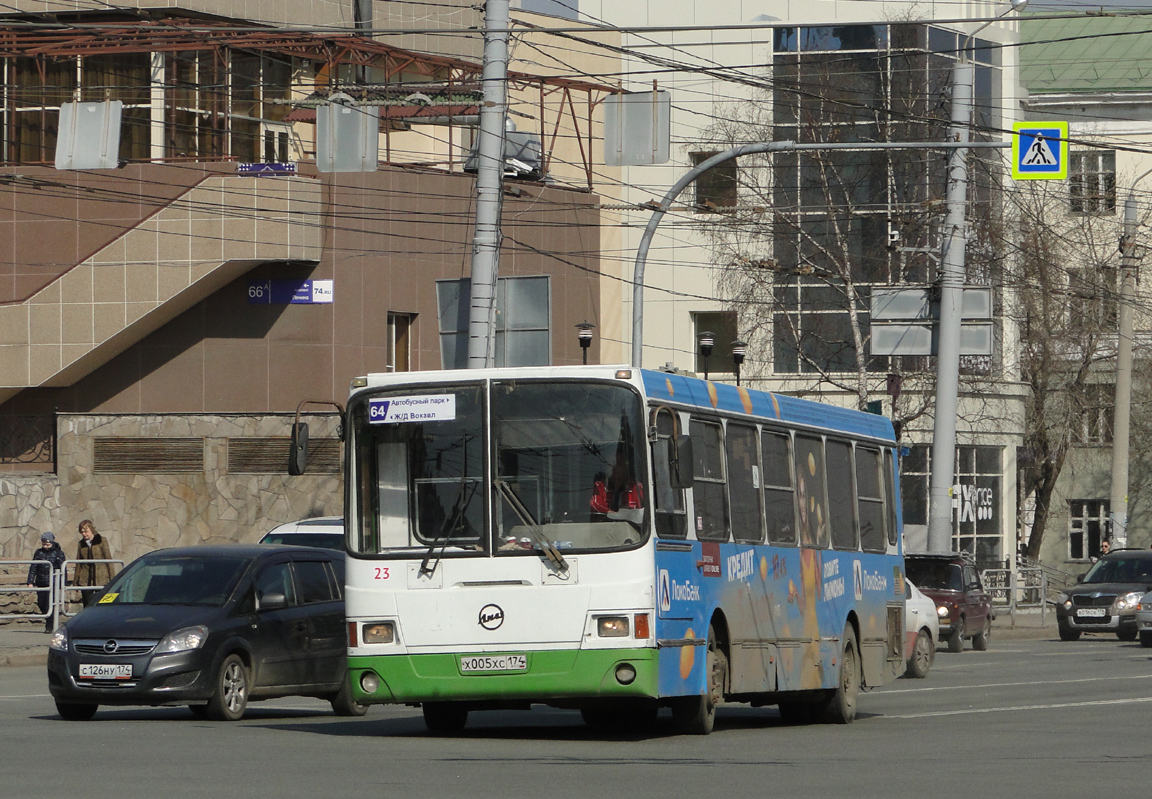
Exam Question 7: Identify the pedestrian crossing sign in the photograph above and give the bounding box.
[1012,121,1068,180]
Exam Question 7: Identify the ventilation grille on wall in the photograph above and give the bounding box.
[93,438,204,473]
[228,437,341,474]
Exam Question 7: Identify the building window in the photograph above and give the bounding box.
[1069,499,1109,560]
[436,276,550,369]
[1070,150,1116,215]
[387,313,413,372]
[692,311,738,374]
[690,151,738,212]
[1074,384,1114,445]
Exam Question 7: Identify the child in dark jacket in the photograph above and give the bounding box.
[26,532,67,631]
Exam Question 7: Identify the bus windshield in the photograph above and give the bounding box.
[349,380,648,557]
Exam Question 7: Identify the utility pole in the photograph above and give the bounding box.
[1110,181,1148,548]
[466,0,510,368]
[926,0,1027,554]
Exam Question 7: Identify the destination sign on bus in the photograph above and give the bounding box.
[368,395,456,424]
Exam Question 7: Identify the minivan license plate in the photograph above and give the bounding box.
[79,663,132,680]
[1076,608,1107,618]
[460,654,527,673]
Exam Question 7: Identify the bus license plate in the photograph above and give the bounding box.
[1076,608,1107,618]
[79,663,132,680]
[460,654,527,673]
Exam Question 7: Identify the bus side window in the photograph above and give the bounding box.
[690,418,730,542]
[857,446,886,553]
[885,448,898,547]
[794,434,830,549]
[827,439,857,551]
[726,423,764,544]
[762,430,797,545]
[651,409,687,539]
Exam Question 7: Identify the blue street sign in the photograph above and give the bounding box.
[1012,121,1068,180]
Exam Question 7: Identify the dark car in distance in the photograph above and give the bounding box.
[47,544,365,721]
[904,552,994,653]
[1056,550,1152,641]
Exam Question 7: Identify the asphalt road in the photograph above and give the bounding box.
[3,636,1150,799]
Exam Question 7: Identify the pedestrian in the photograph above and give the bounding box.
[74,520,114,607]
[1101,540,1111,557]
[26,532,67,632]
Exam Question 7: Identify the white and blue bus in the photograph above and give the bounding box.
[342,366,905,734]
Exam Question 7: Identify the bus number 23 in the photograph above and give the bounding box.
[374,567,391,580]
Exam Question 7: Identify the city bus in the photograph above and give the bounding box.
[341,365,906,734]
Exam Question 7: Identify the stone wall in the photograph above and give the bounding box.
[0,413,343,581]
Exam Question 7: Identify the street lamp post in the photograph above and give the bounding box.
[926,0,1028,554]
[731,340,747,386]
[697,331,714,381]
[576,321,595,365]
[1110,170,1152,548]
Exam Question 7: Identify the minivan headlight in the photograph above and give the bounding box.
[156,625,209,654]
[49,627,68,652]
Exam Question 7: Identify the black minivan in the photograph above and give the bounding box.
[47,544,365,721]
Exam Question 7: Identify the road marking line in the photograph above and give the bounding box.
[881,673,1152,694]
[0,694,51,700]
[884,696,1152,719]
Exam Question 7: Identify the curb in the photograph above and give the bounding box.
[1,650,47,668]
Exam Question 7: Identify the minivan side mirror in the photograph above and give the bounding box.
[1076,573,1086,583]
[259,592,288,610]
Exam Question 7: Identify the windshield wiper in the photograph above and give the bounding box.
[418,481,476,577]
[494,478,568,573]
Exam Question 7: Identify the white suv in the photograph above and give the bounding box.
[258,517,344,551]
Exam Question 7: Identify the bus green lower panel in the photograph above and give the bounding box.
[350,648,658,705]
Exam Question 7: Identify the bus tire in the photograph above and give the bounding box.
[672,624,725,735]
[822,625,860,724]
[423,702,468,733]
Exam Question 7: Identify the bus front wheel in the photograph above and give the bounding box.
[672,624,726,735]
[423,702,468,733]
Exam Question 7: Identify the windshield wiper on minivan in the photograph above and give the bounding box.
[494,478,568,573]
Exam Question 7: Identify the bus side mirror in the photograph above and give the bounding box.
[669,436,694,489]
[289,422,309,475]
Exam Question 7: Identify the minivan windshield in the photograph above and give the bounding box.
[1081,556,1152,584]
[104,554,250,606]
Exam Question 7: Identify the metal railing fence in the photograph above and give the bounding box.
[0,559,123,630]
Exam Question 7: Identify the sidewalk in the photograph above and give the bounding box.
[0,607,1062,669]
[0,620,56,668]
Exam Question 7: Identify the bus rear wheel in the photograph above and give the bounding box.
[821,625,860,724]
[423,702,468,733]
[672,624,725,735]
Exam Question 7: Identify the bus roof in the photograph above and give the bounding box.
[640,369,897,444]
[352,365,896,444]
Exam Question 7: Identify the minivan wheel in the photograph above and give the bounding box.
[331,677,369,717]
[1059,624,1081,642]
[55,701,98,721]
[206,654,249,721]
[1117,628,1138,642]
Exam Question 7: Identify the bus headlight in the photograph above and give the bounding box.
[597,616,630,637]
[363,622,396,644]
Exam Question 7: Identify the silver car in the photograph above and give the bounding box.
[1136,592,1152,647]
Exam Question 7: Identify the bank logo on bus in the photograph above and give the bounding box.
[368,394,456,424]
